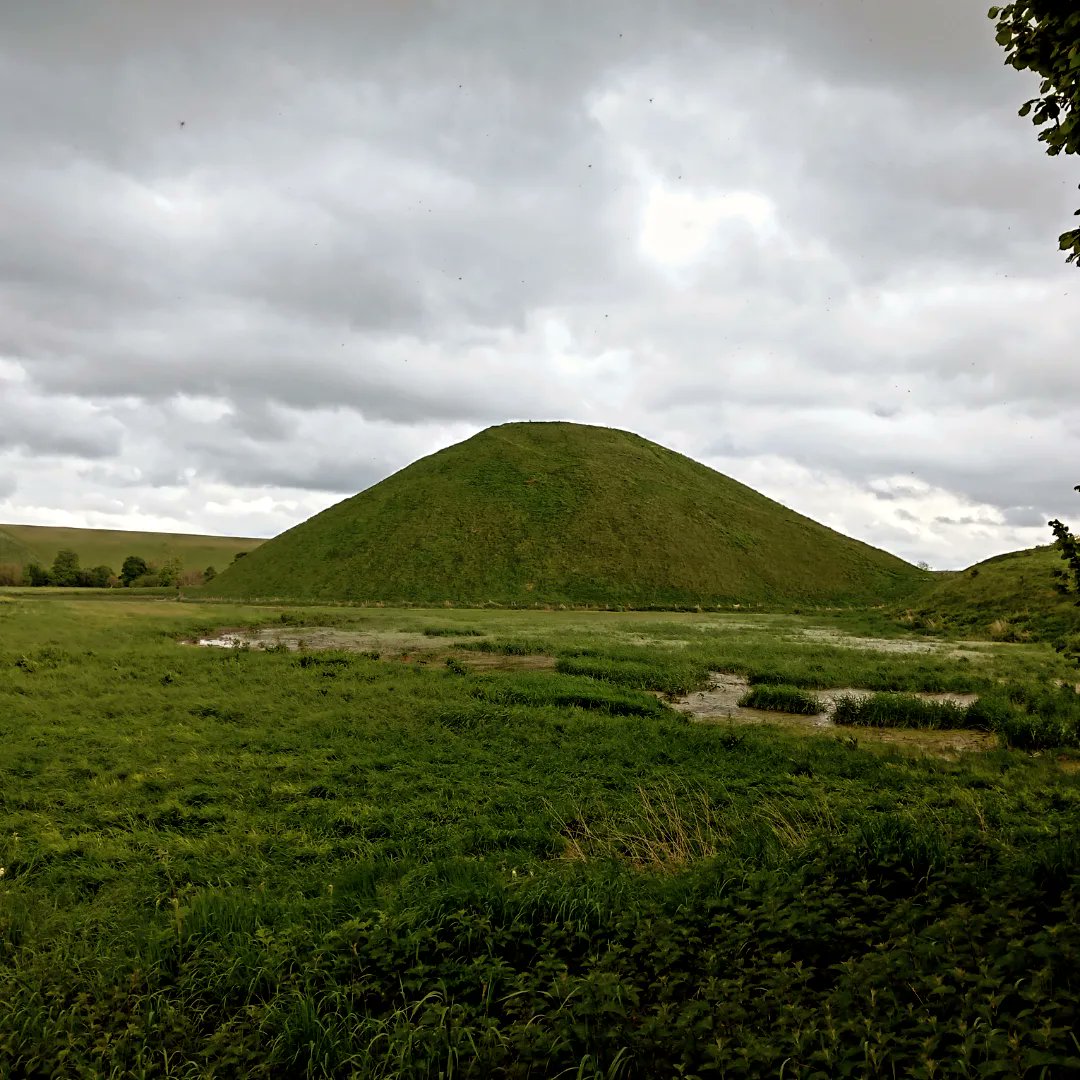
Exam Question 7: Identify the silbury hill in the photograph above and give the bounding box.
[205,422,927,608]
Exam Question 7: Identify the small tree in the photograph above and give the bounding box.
[50,549,81,587]
[157,556,184,588]
[203,565,217,582]
[120,555,149,587]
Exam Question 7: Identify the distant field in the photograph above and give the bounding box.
[0,522,264,574]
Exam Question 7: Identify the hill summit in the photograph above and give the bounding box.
[205,422,925,607]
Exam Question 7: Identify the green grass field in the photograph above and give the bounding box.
[0,523,264,577]
[206,422,927,607]
[3,592,1080,1076]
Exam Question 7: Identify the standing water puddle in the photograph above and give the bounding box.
[191,626,473,652]
[187,626,556,671]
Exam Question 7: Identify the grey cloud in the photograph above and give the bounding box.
[1002,506,1049,528]
[204,455,389,496]
[934,515,990,527]
[0,381,124,459]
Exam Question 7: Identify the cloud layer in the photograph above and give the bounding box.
[2,0,1077,568]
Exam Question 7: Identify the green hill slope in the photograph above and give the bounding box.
[0,527,37,566]
[206,421,926,608]
[907,544,1080,644]
[0,523,264,575]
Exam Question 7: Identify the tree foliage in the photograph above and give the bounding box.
[120,555,149,587]
[50,548,81,587]
[83,565,116,589]
[989,3,1080,263]
[22,562,50,587]
[157,555,184,588]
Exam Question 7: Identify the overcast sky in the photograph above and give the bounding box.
[2,0,1077,569]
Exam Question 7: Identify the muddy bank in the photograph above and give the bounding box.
[187,626,555,671]
[793,627,999,659]
[673,673,993,756]
[192,626,446,653]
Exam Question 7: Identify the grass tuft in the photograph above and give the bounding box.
[737,684,822,714]
[831,693,971,729]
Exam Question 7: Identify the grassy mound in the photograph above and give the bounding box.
[905,544,1080,647]
[205,421,926,607]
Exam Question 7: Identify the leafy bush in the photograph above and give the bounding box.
[21,562,51,586]
[737,684,822,714]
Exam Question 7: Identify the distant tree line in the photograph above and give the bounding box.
[4,549,225,589]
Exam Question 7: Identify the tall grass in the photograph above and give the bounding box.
[831,693,973,729]
[737,684,822,714]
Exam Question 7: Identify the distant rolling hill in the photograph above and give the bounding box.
[908,544,1080,645]
[0,523,264,577]
[205,421,927,608]
[0,527,38,567]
